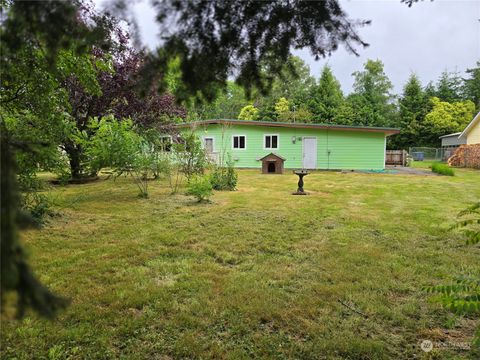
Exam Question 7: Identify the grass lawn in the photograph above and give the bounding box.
[410,160,437,169]
[2,168,480,359]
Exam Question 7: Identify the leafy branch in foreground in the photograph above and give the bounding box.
[424,275,480,314]
[1,129,69,318]
[1,0,113,319]
[424,202,480,349]
[453,202,480,245]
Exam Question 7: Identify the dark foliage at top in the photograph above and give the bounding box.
[145,0,369,100]
[65,50,186,130]
[1,0,113,66]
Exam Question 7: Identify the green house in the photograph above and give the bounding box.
[178,119,399,171]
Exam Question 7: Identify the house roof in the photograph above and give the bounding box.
[439,132,462,139]
[459,112,480,139]
[177,119,400,135]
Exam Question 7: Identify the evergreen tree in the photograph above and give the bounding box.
[463,62,480,112]
[270,57,316,103]
[256,56,316,120]
[189,81,248,120]
[308,65,343,122]
[335,59,395,127]
[390,74,429,149]
[424,81,437,99]
[435,70,463,103]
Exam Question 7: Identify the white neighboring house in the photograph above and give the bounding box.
[439,112,480,159]
[458,111,480,145]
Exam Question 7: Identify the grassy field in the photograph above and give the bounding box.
[2,164,480,359]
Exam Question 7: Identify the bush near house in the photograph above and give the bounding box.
[210,157,238,191]
[448,144,480,169]
[187,174,213,202]
[431,162,455,176]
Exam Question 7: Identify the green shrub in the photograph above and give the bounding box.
[18,171,53,225]
[173,131,208,180]
[210,156,238,191]
[20,192,52,226]
[187,175,213,202]
[431,162,455,176]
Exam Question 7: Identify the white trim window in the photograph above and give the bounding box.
[232,135,246,150]
[264,134,279,150]
[203,136,215,153]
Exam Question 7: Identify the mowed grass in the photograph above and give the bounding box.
[2,167,480,359]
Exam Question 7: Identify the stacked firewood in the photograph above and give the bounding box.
[448,144,480,169]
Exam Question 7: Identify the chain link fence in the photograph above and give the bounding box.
[408,147,449,162]
[407,145,479,167]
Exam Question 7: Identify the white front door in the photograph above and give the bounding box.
[303,137,317,169]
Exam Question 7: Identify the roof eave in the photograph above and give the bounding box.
[459,112,480,138]
[177,119,400,135]
[439,132,462,139]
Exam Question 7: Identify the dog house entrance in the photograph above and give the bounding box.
[268,162,276,173]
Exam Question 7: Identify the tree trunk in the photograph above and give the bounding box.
[63,141,83,179]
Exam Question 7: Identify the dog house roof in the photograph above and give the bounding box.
[259,152,286,161]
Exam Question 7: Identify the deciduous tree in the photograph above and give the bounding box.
[238,105,259,121]
[64,48,186,180]
[423,97,475,146]
[274,97,291,122]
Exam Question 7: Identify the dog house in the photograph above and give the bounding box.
[260,153,285,174]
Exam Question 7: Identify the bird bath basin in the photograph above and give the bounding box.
[292,169,309,195]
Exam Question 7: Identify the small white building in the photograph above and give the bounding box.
[439,132,466,148]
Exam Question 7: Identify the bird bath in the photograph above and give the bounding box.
[292,169,309,195]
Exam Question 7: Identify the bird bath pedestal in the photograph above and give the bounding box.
[292,169,309,195]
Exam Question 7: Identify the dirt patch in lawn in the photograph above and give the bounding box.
[385,166,439,176]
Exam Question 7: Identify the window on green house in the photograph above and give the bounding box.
[264,135,278,150]
[233,135,246,149]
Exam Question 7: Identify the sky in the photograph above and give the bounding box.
[95,0,480,95]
